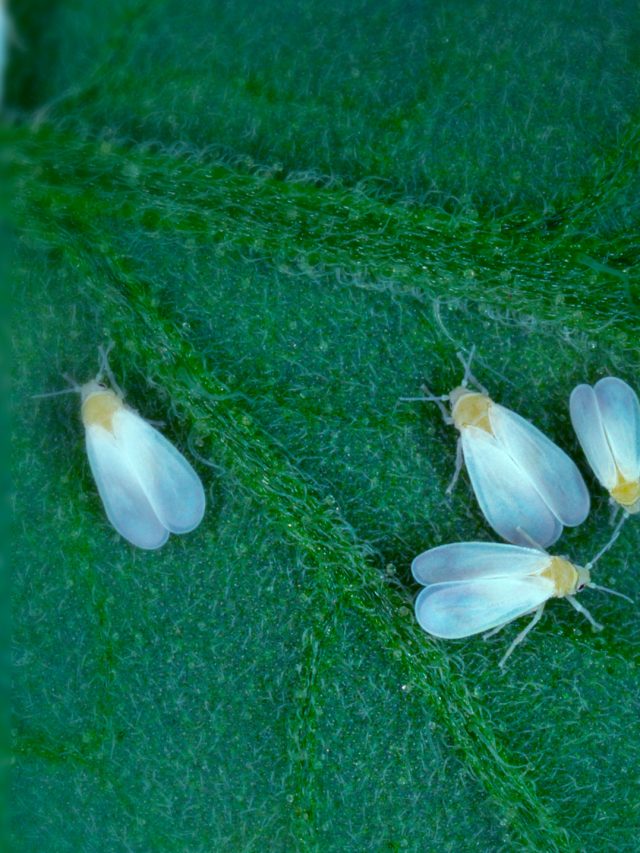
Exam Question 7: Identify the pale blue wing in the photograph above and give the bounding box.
[85,424,170,549]
[114,409,206,534]
[462,427,563,547]
[595,377,640,483]
[569,383,617,489]
[412,541,550,586]
[490,405,590,527]
[415,576,554,638]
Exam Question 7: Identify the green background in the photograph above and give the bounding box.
[8,1,640,850]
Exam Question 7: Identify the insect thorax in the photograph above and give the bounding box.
[541,557,583,598]
[81,385,123,432]
[450,388,493,433]
[610,473,640,513]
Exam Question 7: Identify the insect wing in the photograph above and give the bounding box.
[595,377,640,483]
[115,409,206,534]
[490,405,590,527]
[412,541,550,585]
[462,427,562,547]
[415,576,554,638]
[569,383,617,489]
[85,424,170,549]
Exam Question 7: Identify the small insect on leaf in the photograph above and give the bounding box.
[411,541,630,668]
[570,377,640,515]
[401,348,590,548]
[38,346,206,549]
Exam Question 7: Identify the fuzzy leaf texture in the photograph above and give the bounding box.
[7,1,640,851]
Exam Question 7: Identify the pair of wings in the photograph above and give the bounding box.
[86,408,206,549]
[462,404,589,548]
[412,542,555,638]
[570,377,640,490]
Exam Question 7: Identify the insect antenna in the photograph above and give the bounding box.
[399,382,452,423]
[32,374,80,399]
[456,345,489,395]
[96,342,124,396]
[587,583,633,604]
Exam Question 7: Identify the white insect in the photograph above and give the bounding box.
[37,346,206,549]
[412,540,630,668]
[402,349,590,548]
[570,377,640,514]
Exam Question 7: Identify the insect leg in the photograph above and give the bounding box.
[498,604,545,669]
[513,526,546,552]
[483,621,509,640]
[609,500,622,525]
[566,595,603,631]
[445,436,464,495]
[585,511,629,570]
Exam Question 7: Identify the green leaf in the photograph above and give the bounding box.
[9,1,640,850]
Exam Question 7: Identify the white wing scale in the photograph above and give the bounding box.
[569,384,617,489]
[461,427,562,547]
[490,405,590,527]
[85,407,205,548]
[412,541,550,585]
[415,576,554,638]
[85,424,170,549]
[595,377,640,483]
[114,409,206,534]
